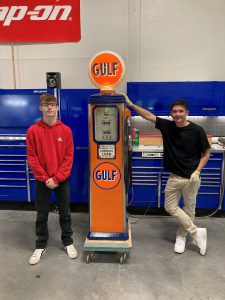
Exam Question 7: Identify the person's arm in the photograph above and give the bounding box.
[196,148,211,173]
[26,128,49,183]
[121,93,157,123]
[190,148,211,182]
[52,129,74,184]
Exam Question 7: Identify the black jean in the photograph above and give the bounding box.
[35,179,73,249]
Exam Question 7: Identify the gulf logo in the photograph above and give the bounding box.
[93,162,121,190]
[89,51,126,91]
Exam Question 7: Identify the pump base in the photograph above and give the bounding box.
[87,231,128,240]
[84,220,132,264]
[87,219,129,240]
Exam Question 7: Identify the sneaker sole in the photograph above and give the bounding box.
[174,249,185,254]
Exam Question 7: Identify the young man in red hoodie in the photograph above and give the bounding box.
[26,93,78,265]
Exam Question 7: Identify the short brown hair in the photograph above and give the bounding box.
[40,93,58,104]
[170,99,188,111]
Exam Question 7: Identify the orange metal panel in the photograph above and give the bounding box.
[89,103,125,233]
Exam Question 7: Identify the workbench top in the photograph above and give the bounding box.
[132,144,225,153]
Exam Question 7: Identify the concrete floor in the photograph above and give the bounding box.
[0,210,224,300]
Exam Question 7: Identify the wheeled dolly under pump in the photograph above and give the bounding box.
[84,219,132,264]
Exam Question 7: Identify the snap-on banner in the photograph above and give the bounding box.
[0,0,81,42]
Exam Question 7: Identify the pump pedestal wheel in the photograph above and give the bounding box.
[119,253,127,264]
[86,252,94,264]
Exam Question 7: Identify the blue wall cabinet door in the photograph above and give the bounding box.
[127,82,225,116]
[59,89,98,203]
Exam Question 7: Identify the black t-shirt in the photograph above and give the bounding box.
[155,117,210,178]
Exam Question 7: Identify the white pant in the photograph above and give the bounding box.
[164,173,201,237]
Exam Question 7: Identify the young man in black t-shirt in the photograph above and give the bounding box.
[123,94,211,255]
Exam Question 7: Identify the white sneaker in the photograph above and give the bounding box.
[174,235,186,253]
[193,228,207,256]
[29,249,46,265]
[65,244,78,259]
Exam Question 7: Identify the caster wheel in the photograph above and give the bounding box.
[119,253,126,264]
[86,253,94,264]
[86,254,91,264]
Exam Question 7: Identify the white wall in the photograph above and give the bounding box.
[128,0,225,82]
[0,0,128,89]
[1,0,225,89]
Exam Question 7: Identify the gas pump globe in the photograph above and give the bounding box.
[84,51,132,263]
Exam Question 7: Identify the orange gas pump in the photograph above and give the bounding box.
[84,51,132,264]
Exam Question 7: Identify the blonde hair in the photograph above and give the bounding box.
[40,93,58,104]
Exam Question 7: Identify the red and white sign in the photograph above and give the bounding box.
[0,0,81,42]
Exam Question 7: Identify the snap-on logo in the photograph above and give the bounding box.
[0,1,80,43]
[93,163,121,190]
[0,5,72,26]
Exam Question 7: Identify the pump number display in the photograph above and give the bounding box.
[93,106,118,142]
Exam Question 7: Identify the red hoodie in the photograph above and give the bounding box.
[26,119,74,184]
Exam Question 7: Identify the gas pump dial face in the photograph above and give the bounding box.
[94,106,118,142]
